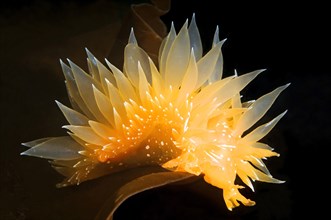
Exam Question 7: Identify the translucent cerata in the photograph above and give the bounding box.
[22,16,288,210]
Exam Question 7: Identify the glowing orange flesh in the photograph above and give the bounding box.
[22,17,287,211]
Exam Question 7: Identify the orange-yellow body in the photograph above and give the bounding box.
[22,16,288,210]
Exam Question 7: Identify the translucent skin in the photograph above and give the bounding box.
[22,16,287,210]
[162,92,286,210]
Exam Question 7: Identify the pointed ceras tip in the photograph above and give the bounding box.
[128,28,138,45]
[220,38,227,44]
[85,48,97,63]
[67,59,81,72]
[280,109,288,117]
[62,125,70,129]
[189,13,198,29]
[170,21,175,29]
[234,69,238,77]
[66,58,72,65]
[213,26,220,45]
[84,47,91,54]
[245,69,265,79]
[184,19,189,27]
[278,83,291,93]
[21,142,29,148]
[91,84,97,91]
[55,100,66,110]
[190,13,196,25]
[59,59,67,68]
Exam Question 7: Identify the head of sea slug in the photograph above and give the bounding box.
[21,15,288,210]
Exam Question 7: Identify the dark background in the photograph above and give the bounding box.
[1,0,330,219]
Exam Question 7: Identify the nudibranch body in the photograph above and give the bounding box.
[22,16,288,210]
